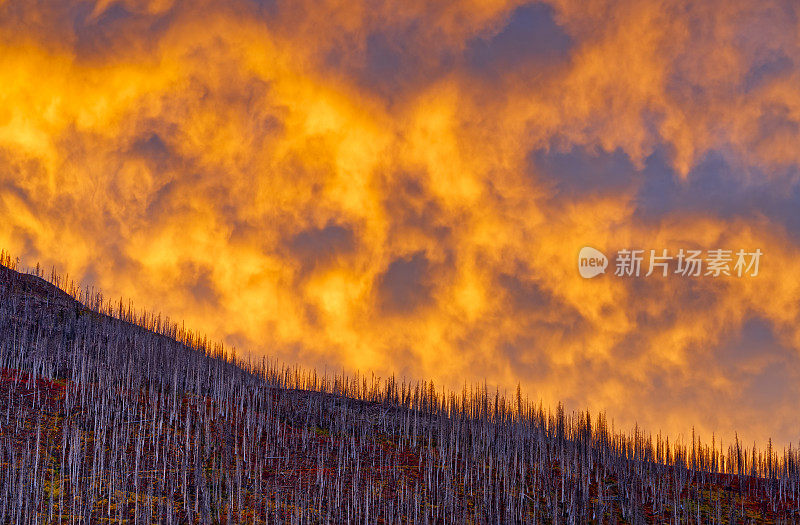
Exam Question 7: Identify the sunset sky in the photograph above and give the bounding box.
[1,0,798,446]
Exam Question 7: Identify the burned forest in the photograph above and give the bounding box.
[1,254,799,523]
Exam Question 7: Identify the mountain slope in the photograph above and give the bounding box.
[0,262,798,523]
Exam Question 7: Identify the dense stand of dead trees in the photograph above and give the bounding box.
[0,251,798,523]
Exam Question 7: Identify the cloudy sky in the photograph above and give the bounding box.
[1,0,798,446]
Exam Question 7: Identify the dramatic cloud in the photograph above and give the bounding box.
[1,0,799,446]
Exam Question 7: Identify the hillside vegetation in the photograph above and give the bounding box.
[0,253,798,523]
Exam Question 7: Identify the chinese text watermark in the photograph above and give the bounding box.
[578,247,762,279]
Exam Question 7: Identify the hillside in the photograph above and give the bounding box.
[0,261,799,524]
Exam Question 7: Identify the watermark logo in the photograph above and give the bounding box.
[578,247,762,278]
[578,246,608,279]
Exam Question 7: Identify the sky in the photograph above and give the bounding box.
[0,0,798,446]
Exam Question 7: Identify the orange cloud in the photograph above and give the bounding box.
[1,0,799,447]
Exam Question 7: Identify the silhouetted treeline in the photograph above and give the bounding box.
[0,252,798,523]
